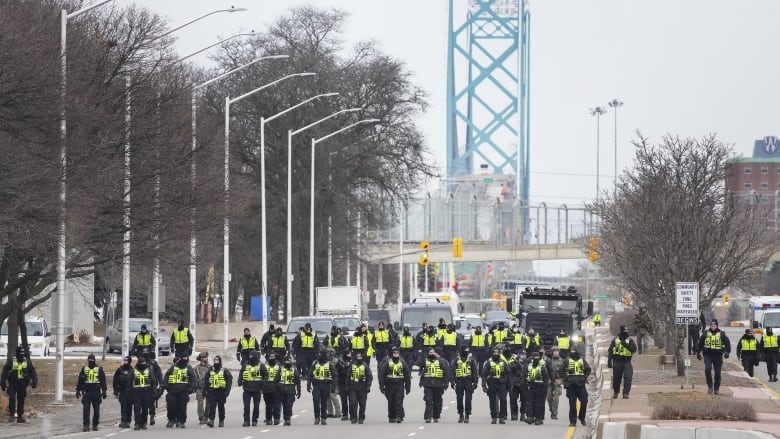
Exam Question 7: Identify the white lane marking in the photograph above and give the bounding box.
[300,410,307,413]
[106,434,116,437]
[292,415,299,419]
[450,400,456,403]
[261,429,270,433]
[244,436,253,439]
[418,426,425,430]
[408,433,416,437]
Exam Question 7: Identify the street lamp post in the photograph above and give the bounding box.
[608,99,623,188]
[189,54,288,342]
[222,72,315,349]
[259,92,339,334]
[287,108,362,320]
[589,106,607,202]
[309,119,380,315]
[57,0,114,406]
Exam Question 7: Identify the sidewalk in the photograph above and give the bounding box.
[585,325,780,439]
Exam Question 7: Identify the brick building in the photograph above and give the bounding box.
[725,136,780,229]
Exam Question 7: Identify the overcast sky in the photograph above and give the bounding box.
[115,0,780,206]
[113,0,780,275]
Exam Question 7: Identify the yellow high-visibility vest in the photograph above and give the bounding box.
[375,330,390,343]
[566,358,584,376]
[764,335,779,349]
[209,370,226,388]
[423,360,444,378]
[312,363,332,380]
[173,328,190,344]
[454,359,472,378]
[133,368,150,388]
[136,333,152,347]
[704,332,724,350]
[350,364,367,382]
[351,336,366,350]
[168,366,189,384]
[400,335,414,349]
[84,366,100,384]
[280,368,296,384]
[442,332,458,347]
[240,336,257,350]
[741,338,757,352]
[301,333,316,349]
[242,365,262,382]
[612,339,632,357]
[272,335,286,348]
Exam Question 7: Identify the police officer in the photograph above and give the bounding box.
[419,325,441,367]
[194,352,210,425]
[237,328,260,366]
[481,347,509,424]
[307,349,337,425]
[556,329,571,353]
[325,326,348,357]
[450,346,478,423]
[522,351,548,425]
[420,347,449,423]
[131,356,156,430]
[112,356,134,428]
[525,327,541,353]
[347,351,373,424]
[170,320,194,358]
[492,322,510,348]
[608,325,637,399]
[238,350,263,427]
[546,346,564,420]
[262,352,282,425]
[268,327,289,360]
[737,328,759,378]
[470,325,491,374]
[506,347,526,421]
[163,355,197,428]
[336,351,352,420]
[204,355,232,427]
[593,313,602,327]
[1,346,37,423]
[398,325,417,371]
[373,322,395,365]
[561,347,590,428]
[378,347,411,423]
[365,325,375,367]
[76,354,107,431]
[132,325,156,357]
[296,324,320,378]
[260,324,276,358]
[760,327,779,382]
[507,327,526,357]
[695,319,731,395]
[350,326,370,366]
[441,324,461,364]
[279,356,301,425]
[141,348,163,426]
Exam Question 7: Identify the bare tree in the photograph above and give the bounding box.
[593,133,779,375]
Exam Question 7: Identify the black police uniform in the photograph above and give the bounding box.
[420,354,449,422]
[261,359,282,424]
[237,355,264,426]
[695,321,732,394]
[608,329,637,398]
[76,356,107,431]
[203,357,233,427]
[0,348,37,423]
[347,357,373,423]
[131,358,157,430]
[112,357,134,428]
[561,353,591,427]
[279,362,301,425]
[163,359,197,427]
[450,352,479,422]
[378,352,411,423]
[307,354,337,424]
[481,354,509,423]
[522,356,549,425]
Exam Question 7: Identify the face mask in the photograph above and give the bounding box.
[268,358,277,366]
[331,331,338,336]
[710,327,718,333]
[620,331,629,338]
[461,352,469,359]
[427,354,436,361]
[177,360,188,368]
[427,329,435,335]
[355,358,363,364]
[318,355,327,363]
[403,329,410,334]
[244,333,251,339]
[137,363,147,370]
[392,355,400,362]
[249,356,259,365]
[345,356,352,363]
[532,358,540,365]
[178,324,184,330]
[492,354,500,361]
[475,329,482,334]
[213,362,222,370]
[88,360,96,367]
[284,362,292,368]
[276,331,283,336]
[768,329,774,336]
[570,352,579,360]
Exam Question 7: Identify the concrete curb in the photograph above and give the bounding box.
[599,422,777,439]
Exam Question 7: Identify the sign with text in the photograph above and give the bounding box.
[675,282,699,325]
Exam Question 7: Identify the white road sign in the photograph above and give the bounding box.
[675,282,700,325]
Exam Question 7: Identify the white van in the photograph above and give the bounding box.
[0,316,52,357]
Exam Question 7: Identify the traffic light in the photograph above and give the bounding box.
[420,241,430,266]
[452,237,463,258]
[588,236,599,263]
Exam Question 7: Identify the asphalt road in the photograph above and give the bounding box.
[53,369,578,439]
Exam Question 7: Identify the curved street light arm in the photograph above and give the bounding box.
[67,0,113,19]
[291,108,362,137]
[230,72,315,105]
[194,55,289,91]
[314,118,381,145]
[266,93,339,123]
[176,32,255,64]
[162,7,247,40]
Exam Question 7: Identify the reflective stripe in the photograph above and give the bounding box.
[443,332,458,346]
[272,335,286,348]
[312,363,332,380]
[388,362,404,378]
[173,328,189,344]
[240,336,257,350]
[84,366,100,384]
[454,359,472,378]
[350,364,367,382]
[509,333,524,346]
[326,335,342,347]
[424,360,444,378]
[612,339,632,357]
[526,364,544,382]
[764,335,779,348]
[375,330,390,343]
[488,360,503,378]
[12,360,27,379]
[351,336,365,350]
[704,332,724,350]
[741,339,757,352]
[471,334,486,347]
[494,330,508,342]
[280,368,296,384]
[209,370,226,388]
[242,365,262,382]
[400,336,414,349]
[422,335,438,346]
[133,368,150,388]
[301,334,315,348]
[266,365,280,381]
[136,333,152,347]
[566,358,584,375]
[168,366,189,384]
[557,336,571,350]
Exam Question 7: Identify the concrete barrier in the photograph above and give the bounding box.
[597,423,776,439]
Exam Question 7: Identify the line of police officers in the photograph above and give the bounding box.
[62,319,592,430]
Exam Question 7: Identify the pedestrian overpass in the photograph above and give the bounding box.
[365,241,585,264]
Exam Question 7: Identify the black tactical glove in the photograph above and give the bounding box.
[724,352,730,359]
[76,390,82,400]
[607,360,613,369]
[307,383,312,393]
[696,352,702,361]
[102,390,107,399]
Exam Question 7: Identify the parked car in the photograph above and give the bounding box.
[285,316,335,345]
[454,313,484,343]
[0,316,51,357]
[483,310,515,330]
[106,318,170,356]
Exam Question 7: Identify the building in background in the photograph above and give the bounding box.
[725,135,780,230]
